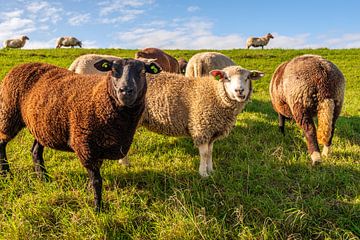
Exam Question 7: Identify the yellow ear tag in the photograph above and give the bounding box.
[150,65,158,73]
[102,62,108,68]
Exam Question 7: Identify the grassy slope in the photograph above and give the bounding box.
[0,48,358,239]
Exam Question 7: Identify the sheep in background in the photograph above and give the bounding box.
[178,58,188,75]
[185,52,235,78]
[143,66,264,177]
[56,36,82,48]
[135,48,180,73]
[0,59,161,211]
[270,54,345,165]
[246,33,274,49]
[3,35,29,49]
[68,54,122,74]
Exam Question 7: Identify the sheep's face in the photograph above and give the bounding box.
[94,58,161,107]
[210,67,264,102]
[267,33,274,39]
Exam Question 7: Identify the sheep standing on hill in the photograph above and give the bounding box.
[68,54,122,74]
[3,35,29,49]
[135,48,180,73]
[185,52,235,78]
[143,66,264,177]
[56,36,82,48]
[246,33,274,49]
[0,59,161,211]
[270,54,345,165]
[178,58,188,75]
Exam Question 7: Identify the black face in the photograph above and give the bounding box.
[94,58,161,107]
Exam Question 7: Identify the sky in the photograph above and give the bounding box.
[1,0,360,49]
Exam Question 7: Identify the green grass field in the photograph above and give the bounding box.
[0,48,359,239]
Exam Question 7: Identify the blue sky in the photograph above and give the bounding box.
[1,0,360,49]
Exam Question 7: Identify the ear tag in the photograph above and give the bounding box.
[215,75,221,80]
[102,62,109,68]
[150,65,158,73]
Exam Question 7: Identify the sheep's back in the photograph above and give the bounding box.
[69,54,122,74]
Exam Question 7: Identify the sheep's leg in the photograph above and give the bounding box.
[31,140,49,181]
[295,115,321,165]
[85,162,103,212]
[322,108,340,157]
[278,113,286,135]
[206,142,214,174]
[198,143,211,177]
[0,141,10,175]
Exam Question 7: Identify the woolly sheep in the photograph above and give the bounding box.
[56,36,82,48]
[68,54,122,74]
[246,33,274,49]
[185,52,235,78]
[270,54,345,165]
[143,66,264,177]
[0,59,161,211]
[135,48,180,73]
[3,35,29,49]
[178,58,188,75]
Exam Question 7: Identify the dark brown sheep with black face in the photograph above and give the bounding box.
[0,59,161,211]
[270,54,345,165]
[135,47,180,73]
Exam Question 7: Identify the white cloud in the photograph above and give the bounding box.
[26,1,63,24]
[68,13,90,26]
[23,38,57,49]
[0,17,35,40]
[187,6,200,12]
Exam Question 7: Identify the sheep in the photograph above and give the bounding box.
[143,66,264,177]
[178,58,188,75]
[56,36,82,48]
[3,35,29,49]
[269,54,345,165]
[68,54,122,74]
[185,52,235,78]
[0,59,161,211]
[246,33,274,49]
[135,48,180,73]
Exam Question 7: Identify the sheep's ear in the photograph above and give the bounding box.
[145,62,162,74]
[210,70,226,81]
[94,59,113,72]
[249,71,264,80]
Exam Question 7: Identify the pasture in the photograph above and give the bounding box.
[0,48,359,239]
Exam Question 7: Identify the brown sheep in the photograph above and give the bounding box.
[135,47,180,73]
[0,59,161,211]
[270,54,345,165]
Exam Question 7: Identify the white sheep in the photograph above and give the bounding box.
[56,36,82,48]
[3,35,29,49]
[185,52,235,78]
[68,54,122,74]
[246,33,274,49]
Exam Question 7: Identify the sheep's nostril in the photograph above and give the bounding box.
[120,87,134,95]
[236,89,244,94]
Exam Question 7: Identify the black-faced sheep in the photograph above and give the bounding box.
[185,52,235,78]
[56,36,82,48]
[0,59,161,211]
[270,54,345,165]
[135,48,180,73]
[3,35,29,49]
[246,33,274,49]
[143,66,264,177]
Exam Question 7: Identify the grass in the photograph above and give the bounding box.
[0,48,359,239]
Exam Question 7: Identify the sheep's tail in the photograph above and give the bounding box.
[317,99,335,145]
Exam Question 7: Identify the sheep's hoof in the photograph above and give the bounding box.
[199,170,209,178]
[118,157,131,167]
[311,151,322,166]
[322,145,331,158]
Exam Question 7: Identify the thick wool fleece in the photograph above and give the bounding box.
[68,54,122,74]
[185,52,235,78]
[142,72,247,146]
[0,63,146,166]
[135,48,180,73]
[270,54,345,145]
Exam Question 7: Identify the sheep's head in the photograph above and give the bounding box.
[22,35,29,41]
[178,58,188,75]
[267,33,274,39]
[94,58,161,107]
[210,66,264,102]
[77,41,82,48]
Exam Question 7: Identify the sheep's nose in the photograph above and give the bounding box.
[235,88,244,94]
[119,87,134,95]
